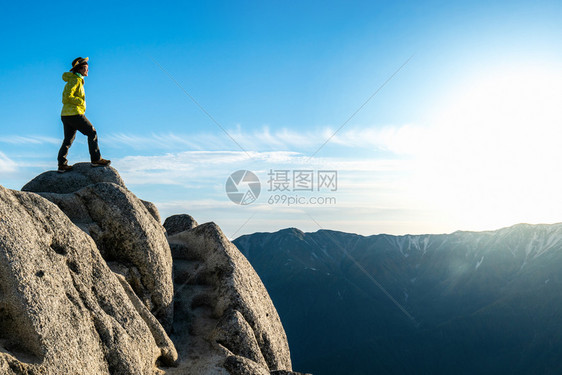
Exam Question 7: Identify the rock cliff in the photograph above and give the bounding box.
[0,163,307,375]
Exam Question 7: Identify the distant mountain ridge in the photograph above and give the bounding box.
[234,223,562,375]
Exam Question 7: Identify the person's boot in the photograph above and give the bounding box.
[91,158,111,167]
[57,164,73,173]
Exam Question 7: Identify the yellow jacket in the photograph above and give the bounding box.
[61,72,86,116]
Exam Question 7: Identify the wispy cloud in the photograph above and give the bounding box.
[114,150,410,186]
[151,197,440,239]
[0,152,17,173]
[104,124,419,154]
[1,125,424,161]
[0,135,60,145]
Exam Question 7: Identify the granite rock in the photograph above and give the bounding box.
[21,162,125,194]
[168,222,292,373]
[37,182,174,326]
[0,185,177,374]
[163,214,198,236]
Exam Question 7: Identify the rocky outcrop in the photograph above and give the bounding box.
[34,183,174,326]
[163,214,198,236]
[0,164,303,374]
[23,165,173,327]
[0,185,176,374]
[168,222,293,373]
[22,162,125,194]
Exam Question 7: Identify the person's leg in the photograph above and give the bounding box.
[73,115,102,162]
[57,116,78,166]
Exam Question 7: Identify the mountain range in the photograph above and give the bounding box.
[234,224,562,375]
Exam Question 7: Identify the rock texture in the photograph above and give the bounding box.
[35,183,174,326]
[22,164,173,326]
[142,200,162,223]
[0,164,302,374]
[163,214,198,236]
[168,222,293,374]
[22,162,125,194]
[0,185,176,374]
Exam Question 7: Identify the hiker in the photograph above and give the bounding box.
[57,57,111,173]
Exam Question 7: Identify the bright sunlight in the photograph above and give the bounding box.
[410,64,562,231]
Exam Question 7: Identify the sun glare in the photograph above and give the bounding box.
[413,65,562,231]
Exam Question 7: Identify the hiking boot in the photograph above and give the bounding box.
[91,158,111,167]
[57,164,73,173]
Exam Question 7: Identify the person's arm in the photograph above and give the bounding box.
[62,78,85,106]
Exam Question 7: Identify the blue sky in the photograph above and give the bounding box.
[2,0,562,237]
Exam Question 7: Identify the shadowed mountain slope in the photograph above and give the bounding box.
[235,225,562,375]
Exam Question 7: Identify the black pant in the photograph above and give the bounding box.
[57,114,101,166]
